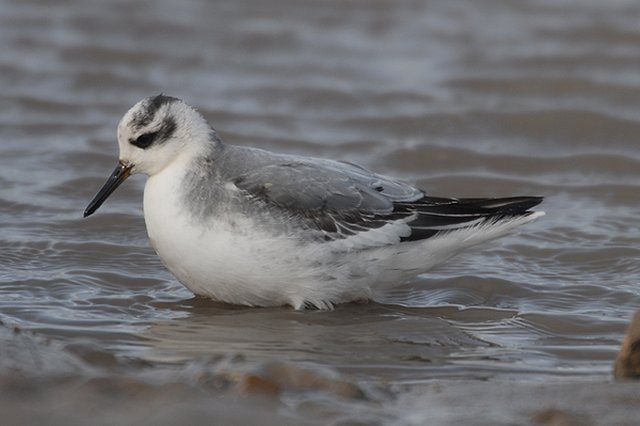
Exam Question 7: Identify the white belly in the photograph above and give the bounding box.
[142,163,374,309]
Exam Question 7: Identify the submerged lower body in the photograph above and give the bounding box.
[152,212,543,310]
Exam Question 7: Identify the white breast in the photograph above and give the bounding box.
[142,160,362,308]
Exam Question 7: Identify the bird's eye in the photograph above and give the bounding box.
[131,131,158,149]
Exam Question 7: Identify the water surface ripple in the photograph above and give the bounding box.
[1,0,640,423]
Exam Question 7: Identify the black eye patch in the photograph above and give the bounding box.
[130,131,158,149]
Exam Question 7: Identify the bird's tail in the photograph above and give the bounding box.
[398,196,544,242]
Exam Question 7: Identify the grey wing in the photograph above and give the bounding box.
[232,157,544,243]
[232,159,424,239]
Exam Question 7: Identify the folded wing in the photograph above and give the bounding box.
[232,159,542,244]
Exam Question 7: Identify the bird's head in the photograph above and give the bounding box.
[84,94,215,217]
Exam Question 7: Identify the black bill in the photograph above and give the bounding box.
[84,162,132,217]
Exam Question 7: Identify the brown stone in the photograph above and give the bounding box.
[234,374,282,397]
[530,408,592,426]
[261,362,366,399]
[614,311,640,379]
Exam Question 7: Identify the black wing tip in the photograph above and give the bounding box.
[503,196,544,212]
[397,194,544,242]
[456,195,543,214]
[527,196,544,210]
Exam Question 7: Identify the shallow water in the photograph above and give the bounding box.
[2,0,640,423]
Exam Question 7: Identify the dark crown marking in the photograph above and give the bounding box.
[131,94,180,130]
[129,94,179,149]
[130,115,178,149]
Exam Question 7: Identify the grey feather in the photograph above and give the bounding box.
[224,147,423,215]
[189,144,541,243]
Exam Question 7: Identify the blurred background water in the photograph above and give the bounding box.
[1,0,640,423]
